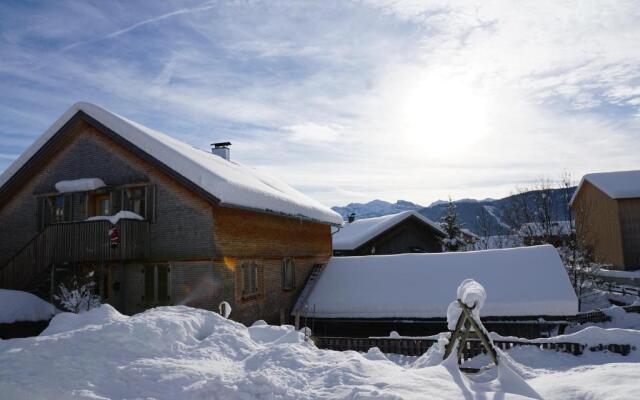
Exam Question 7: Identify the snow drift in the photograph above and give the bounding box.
[0,305,639,399]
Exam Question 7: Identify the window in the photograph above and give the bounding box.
[51,196,65,222]
[282,259,295,290]
[89,193,111,217]
[241,261,259,298]
[125,186,146,217]
[48,195,69,223]
[142,264,170,305]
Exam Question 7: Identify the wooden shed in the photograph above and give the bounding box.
[570,170,640,271]
[332,211,445,256]
[293,245,578,338]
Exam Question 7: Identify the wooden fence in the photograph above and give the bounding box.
[314,336,633,358]
[0,219,149,290]
[596,281,640,297]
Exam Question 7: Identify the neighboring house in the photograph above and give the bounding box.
[332,211,445,256]
[294,245,577,338]
[459,228,479,251]
[518,221,572,247]
[570,170,640,271]
[0,102,343,325]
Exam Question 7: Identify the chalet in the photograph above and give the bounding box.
[570,170,640,271]
[293,245,578,338]
[518,221,572,247]
[332,211,445,256]
[0,102,343,326]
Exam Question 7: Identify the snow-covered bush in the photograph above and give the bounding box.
[53,273,101,313]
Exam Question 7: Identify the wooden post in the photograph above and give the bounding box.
[443,306,468,360]
[458,301,498,366]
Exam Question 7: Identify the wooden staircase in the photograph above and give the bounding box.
[292,263,325,328]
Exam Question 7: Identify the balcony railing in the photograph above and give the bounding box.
[0,219,149,290]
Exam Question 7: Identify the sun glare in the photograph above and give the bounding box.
[397,76,489,156]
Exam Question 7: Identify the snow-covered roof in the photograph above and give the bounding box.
[300,245,577,318]
[571,170,640,205]
[333,211,445,251]
[0,289,57,323]
[55,178,106,193]
[0,102,342,226]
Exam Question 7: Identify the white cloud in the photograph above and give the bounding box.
[1,1,639,207]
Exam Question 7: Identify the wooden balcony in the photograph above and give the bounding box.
[0,219,149,290]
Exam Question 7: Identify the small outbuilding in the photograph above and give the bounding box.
[332,211,445,256]
[294,245,578,338]
[570,170,640,270]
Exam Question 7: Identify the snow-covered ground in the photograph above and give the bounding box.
[1,305,640,399]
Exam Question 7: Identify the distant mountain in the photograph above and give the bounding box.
[331,199,423,220]
[332,187,576,235]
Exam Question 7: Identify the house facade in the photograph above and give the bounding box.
[332,211,445,256]
[0,102,342,325]
[570,170,640,271]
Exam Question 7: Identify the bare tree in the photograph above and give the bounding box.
[503,179,560,245]
[475,206,495,250]
[558,174,602,310]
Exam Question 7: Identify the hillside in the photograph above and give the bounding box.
[332,187,576,234]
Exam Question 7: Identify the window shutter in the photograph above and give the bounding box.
[157,264,169,302]
[146,184,156,222]
[242,263,249,295]
[281,260,285,288]
[43,197,52,227]
[252,263,258,294]
[112,189,123,213]
[144,265,155,303]
[63,194,72,222]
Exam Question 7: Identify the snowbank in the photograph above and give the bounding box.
[55,178,105,193]
[86,210,144,225]
[0,102,342,226]
[333,211,445,250]
[0,305,543,399]
[0,289,57,324]
[301,245,578,318]
[0,305,639,399]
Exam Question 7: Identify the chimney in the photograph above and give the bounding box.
[211,142,231,160]
[348,213,356,223]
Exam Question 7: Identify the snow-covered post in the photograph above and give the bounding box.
[443,279,497,365]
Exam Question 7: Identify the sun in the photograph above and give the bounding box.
[397,75,489,156]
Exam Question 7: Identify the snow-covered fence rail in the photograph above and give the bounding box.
[315,337,437,356]
[566,304,640,325]
[595,281,640,297]
[315,337,633,357]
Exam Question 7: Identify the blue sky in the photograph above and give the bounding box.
[1,1,639,206]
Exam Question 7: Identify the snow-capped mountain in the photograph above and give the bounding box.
[332,187,576,234]
[331,199,423,220]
